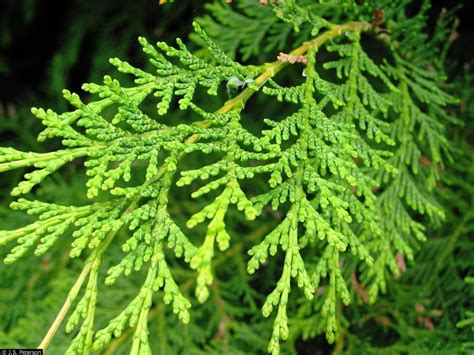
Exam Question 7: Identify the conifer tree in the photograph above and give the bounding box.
[0,1,465,354]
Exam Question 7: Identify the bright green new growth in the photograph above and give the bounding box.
[0,1,457,354]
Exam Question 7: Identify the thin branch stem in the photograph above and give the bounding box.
[38,241,102,350]
[37,199,141,350]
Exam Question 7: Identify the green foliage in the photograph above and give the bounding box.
[0,1,470,354]
[334,60,474,354]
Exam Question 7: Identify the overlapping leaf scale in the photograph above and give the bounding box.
[175,105,275,303]
[0,198,125,263]
[362,55,457,302]
[248,46,384,350]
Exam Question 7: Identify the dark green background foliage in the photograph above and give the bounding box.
[0,0,472,354]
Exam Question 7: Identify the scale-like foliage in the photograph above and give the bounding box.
[334,60,473,354]
[0,1,460,354]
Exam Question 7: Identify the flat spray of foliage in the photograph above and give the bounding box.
[0,0,464,354]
